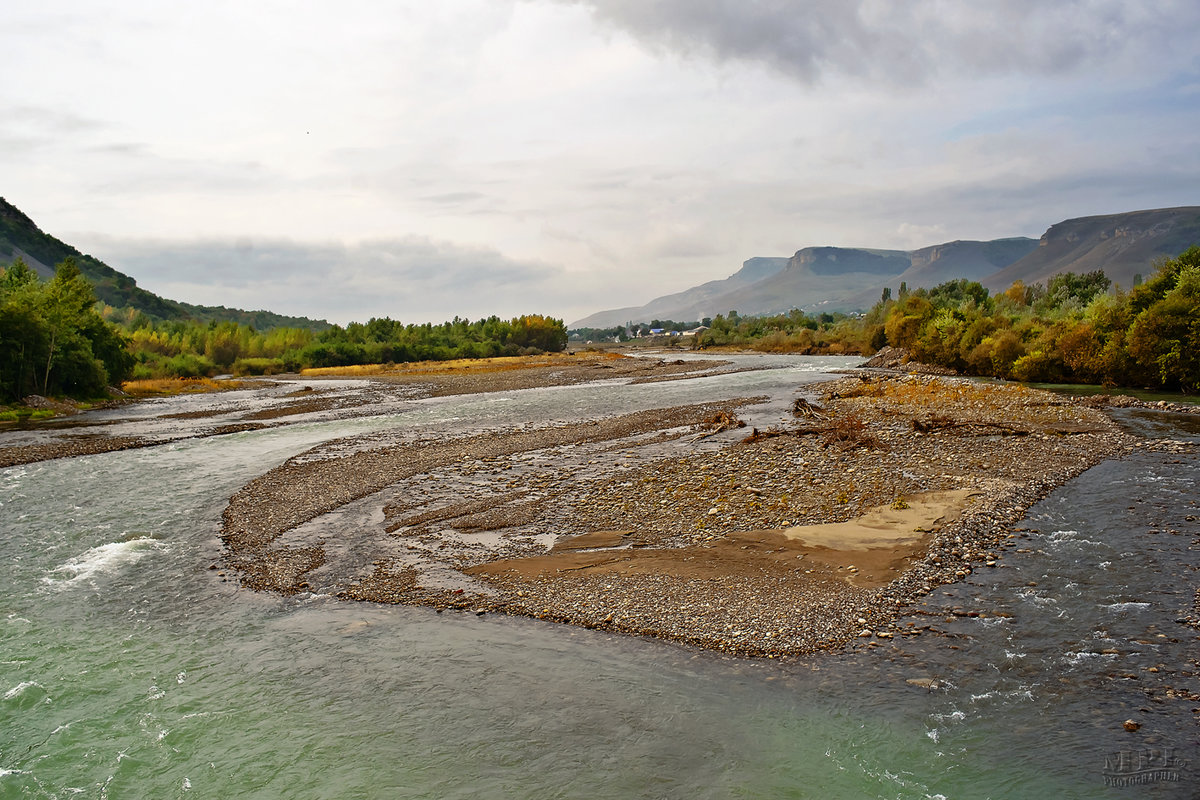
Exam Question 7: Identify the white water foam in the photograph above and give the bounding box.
[1061,651,1117,666]
[3,681,44,701]
[43,537,168,588]
[1046,529,1102,547]
[1101,602,1151,612]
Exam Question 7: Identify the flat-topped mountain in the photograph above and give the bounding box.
[571,207,1199,328]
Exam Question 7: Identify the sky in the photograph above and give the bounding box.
[3,1,1199,326]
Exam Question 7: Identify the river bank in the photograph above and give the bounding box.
[219,368,1177,657]
[0,352,735,468]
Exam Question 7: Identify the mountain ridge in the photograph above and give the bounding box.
[571,207,1200,328]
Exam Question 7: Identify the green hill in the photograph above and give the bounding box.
[0,197,329,331]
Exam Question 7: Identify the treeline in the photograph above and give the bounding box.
[696,309,869,353]
[1,254,568,402]
[122,313,568,379]
[293,314,567,368]
[0,257,133,402]
[867,247,1199,390]
[693,247,1200,392]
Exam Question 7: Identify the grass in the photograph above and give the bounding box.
[0,408,58,423]
[121,377,244,397]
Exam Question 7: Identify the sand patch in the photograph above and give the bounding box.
[468,491,983,591]
[782,490,981,550]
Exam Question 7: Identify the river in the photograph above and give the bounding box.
[1,356,1196,798]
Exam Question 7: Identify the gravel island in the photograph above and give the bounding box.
[218,364,1153,657]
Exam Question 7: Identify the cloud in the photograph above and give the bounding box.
[71,234,578,325]
[553,0,1200,85]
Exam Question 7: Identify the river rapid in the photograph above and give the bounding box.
[1,356,1196,798]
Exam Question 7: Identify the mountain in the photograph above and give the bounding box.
[569,207,1200,328]
[570,256,788,328]
[842,237,1039,309]
[702,247,911,318]
[0,197,329,330]
[570,241,1032,328]
[980,207,1200,292]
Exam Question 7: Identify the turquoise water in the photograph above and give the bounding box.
[2,358,1196,798]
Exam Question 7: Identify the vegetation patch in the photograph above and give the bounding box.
[121,377,244,397]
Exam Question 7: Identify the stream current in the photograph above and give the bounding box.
[1,356,1197,798]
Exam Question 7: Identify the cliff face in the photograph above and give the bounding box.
[788,247,910,276]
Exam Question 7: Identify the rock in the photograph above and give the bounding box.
[906,678,940,689]
[1123,719,1140,732]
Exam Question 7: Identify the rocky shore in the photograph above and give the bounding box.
[218,369,1165,657]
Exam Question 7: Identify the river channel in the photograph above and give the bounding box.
[1,355,1196,798]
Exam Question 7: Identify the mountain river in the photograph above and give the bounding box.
[1,355,1197,798]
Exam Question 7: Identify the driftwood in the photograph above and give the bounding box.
[791,398,829,419]
[694,410,747,440]
[742,414,885,450]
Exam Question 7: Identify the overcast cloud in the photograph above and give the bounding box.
[562,0,1200,83]
[3,1,1198,325]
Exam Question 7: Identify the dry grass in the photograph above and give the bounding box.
[301,352,626,378]
[121,378,244,397]
[878,378,1031,408]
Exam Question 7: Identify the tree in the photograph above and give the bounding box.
[0,256,132,401]
[1125,248,1200,390]
[1036,270,1111,314]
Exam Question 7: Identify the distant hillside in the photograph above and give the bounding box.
[570,207,1200,327]
[842,238,1039,308]
[707,247,913,317]
[980,207,1200,292]
[571,240,1031,327]
[570,256,788,328]
[0,197,329,331]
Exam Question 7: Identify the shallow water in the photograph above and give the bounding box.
[2,356,1196,798]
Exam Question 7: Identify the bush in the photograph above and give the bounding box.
[162,353,215,378]
[231,357,287,376]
